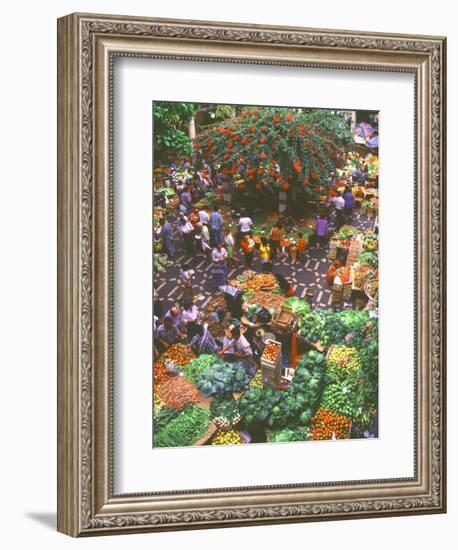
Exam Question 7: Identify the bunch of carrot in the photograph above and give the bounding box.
[158,376,201,410]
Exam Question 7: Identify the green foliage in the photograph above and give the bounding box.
[153,101,197,161]
[194,107,354,199]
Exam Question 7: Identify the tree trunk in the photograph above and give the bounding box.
[188,116,196,139]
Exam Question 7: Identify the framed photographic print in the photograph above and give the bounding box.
[57,13,446,536]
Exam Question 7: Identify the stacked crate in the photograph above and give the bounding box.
[346,238,363,267]
[260,339,282,389]
[342,283,353,302]
[332,280,343,302]
[328,238,338,260]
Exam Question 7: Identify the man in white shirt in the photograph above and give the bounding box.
[330,193,346,230]
[331,194,345,210]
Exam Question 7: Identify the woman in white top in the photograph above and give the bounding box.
[181,299,199,339]
[238,211,253,242]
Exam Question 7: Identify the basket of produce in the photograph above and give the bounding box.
[352,263,376,290]
[261,339,282,367]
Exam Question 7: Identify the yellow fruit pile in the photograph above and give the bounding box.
[327,345,360,370]
[211,430,243,445]
[250,370,263,389]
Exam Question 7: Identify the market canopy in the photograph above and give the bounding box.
[353,122,378,149]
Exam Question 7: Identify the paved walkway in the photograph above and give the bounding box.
[154,209,375,314]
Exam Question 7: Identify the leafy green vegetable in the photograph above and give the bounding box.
[268,426,309,443]
[239,351,327,429]
[197,361,251,397]
[154,405,210,448]
[284,297,311,318]
[184,354,222,384]
[153,407,180,432]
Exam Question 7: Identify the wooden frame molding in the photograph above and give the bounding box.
[57,12,446,537]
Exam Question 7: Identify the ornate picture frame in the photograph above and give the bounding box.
[57,13,446,536]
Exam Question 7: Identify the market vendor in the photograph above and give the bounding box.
[154,316,185,353]
[219,326,255,375]
[343,186,355,220]
[274,273,295,298]
[164,305,185,332]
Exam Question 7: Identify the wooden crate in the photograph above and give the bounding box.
[261,339,282,389]
[342,283,353,301]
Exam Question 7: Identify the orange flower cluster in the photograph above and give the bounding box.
[310,407,351,440]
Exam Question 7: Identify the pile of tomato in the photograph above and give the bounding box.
[310,407,351,440]
[153,344,195,393]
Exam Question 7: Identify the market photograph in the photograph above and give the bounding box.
[152,102,379,448]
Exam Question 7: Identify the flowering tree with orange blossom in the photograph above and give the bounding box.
[193,107,355,201]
